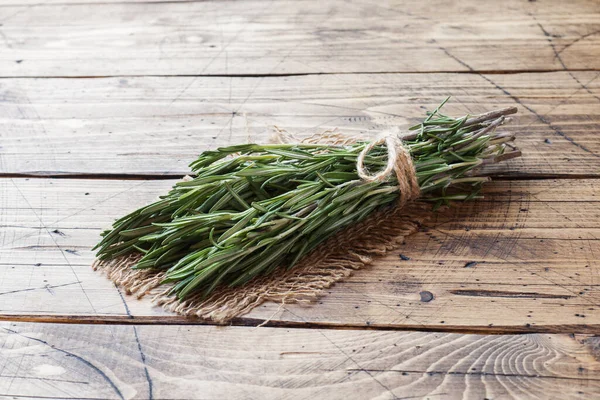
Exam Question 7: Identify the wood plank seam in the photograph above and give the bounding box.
[3,69,600,78]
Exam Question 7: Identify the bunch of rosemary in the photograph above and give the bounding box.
[94,99,519,300]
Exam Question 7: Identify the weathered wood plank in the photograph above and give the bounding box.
[0,0,599,76]
[0,178,598,331]
[1,321,599,399]
[1,72,600,176]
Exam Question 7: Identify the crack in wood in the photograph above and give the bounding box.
[343,368,600,382]
[114,284,154,399]
[0,281,81,296]
[1,172,599,182]
[1,327,125,400]
[1,314,599,334]
[448,289,573,299]
[3,69,600,79]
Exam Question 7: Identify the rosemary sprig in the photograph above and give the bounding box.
[95,99,519,299]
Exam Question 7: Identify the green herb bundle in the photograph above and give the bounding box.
[94,99,519,300]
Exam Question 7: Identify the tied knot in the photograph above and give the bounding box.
[356,127,420,207]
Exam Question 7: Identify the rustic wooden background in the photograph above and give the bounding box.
[1,0,600,398]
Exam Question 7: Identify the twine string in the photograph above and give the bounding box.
[356,127,420,208]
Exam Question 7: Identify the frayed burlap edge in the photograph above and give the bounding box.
[93,201,433,323]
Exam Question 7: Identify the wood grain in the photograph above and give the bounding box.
[2,0,599,396]
[1,72,600,177]
[1,0,600,76]
[0,178,598,332]
[1,321,599,399]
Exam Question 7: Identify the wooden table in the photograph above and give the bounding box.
[1,0,599,398]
